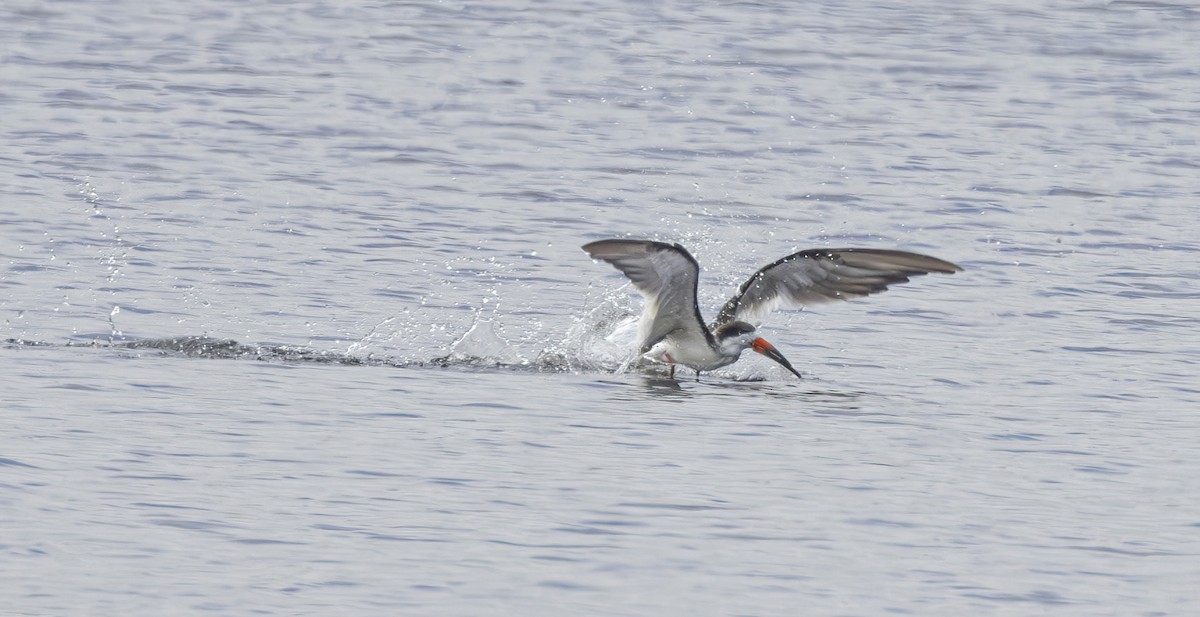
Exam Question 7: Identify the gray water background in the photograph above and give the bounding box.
[2,1,1198,615]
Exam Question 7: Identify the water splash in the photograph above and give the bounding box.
[108,305,122,344]
[345,316,398,358]
[444,315,524,366]
[556,289,642,373]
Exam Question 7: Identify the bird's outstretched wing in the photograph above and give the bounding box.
[713,248,962,327]
[582,239,712,352]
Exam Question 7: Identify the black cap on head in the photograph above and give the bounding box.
[714,320,756,340]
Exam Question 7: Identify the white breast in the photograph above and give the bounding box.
[643,330,738,372]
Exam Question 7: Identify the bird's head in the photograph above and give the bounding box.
[713,321,802,379]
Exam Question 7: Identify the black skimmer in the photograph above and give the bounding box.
[583,239,961,379]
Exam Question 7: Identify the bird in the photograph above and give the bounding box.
[582,239,961,380]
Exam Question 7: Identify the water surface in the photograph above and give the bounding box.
[2,1,1198,615]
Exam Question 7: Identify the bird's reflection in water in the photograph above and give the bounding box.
[640,375,687,395]
[616,369,867,406]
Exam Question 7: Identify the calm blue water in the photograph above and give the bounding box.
[3,1,1199,615]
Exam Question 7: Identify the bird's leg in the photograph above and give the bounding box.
[695,370,701,382]
[665,353,676,379]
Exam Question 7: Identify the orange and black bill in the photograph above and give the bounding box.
[751,338,803,379]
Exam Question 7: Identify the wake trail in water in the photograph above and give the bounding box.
[4,282,790,381]
[0,300,640,375]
